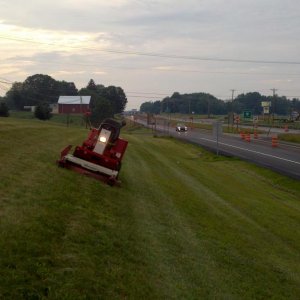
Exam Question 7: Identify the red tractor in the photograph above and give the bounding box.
[57,118,128,186]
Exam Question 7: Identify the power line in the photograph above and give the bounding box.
[126,95,161,99]
[1,35,300,65]
[127,91,170,96]
[0,83,9,91]
[154,68,300,77]
[5,56,300,77]
[0,80,12,85]
[0,76,13,83]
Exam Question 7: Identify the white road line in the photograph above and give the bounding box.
[199,137,300,165]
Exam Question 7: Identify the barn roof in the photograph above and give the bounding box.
[58,96,91,105]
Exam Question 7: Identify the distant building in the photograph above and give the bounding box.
[58,96,91,114]
[23,105,36,112]
[50,103,58,114]
[124,109,138,115]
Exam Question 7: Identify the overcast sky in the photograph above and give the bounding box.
[0,0,300,109]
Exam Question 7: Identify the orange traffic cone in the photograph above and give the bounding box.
[272,136,279,147]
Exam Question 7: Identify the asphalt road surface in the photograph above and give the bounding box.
[135,119,300,180]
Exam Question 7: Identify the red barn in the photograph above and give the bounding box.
[58,96,91,114]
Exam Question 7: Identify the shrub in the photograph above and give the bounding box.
[34,102,52,120]
[0,102,9,117]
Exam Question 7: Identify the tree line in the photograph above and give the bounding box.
[140,92,300,117]
[0,74,127,123]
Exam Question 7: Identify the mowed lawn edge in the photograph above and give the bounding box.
[0,117,299,299]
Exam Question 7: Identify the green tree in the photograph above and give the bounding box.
[89,97,113,127]
[79,87,98,102]
[95,84,105,93]
[5,82,24,109]
[234,92,262,114]
[159,93,226,115]
[87,79,97,91]
[57,80,78,95]
[34,102,52,120]
[23,74,58,105]
[0,102,9,117]
[140,101,154,113]
[140,101,162,114]
[5,74,76,110]
[103,86,127,114]
[80,80,127,120]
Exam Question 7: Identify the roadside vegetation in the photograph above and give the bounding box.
[0,117,300,299]
[10,110,300,144]
[278,133,300,144]
[140,92,300,122]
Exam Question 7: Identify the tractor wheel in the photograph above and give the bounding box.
[107,176,117,186]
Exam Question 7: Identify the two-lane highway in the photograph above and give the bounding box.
[134,119,300,180]
[172,129,300,180]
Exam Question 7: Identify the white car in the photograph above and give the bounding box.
[176,124,188,132]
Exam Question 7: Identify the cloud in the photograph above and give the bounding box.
[1,0,300,107]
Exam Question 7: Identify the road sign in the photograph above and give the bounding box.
[291,111,299,120]
[261,101,271,107]
[234,114,240,123]
[213,121,222,156]
[213,121,223,138]
[243,111,252,118]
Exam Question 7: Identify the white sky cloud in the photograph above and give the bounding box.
[0,0,300,108]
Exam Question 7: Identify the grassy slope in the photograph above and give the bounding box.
[0,118,300,299]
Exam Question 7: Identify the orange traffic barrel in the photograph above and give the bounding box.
[254,131,258,139]
[240,131,245,140]
[272,136,279,147]
[246,133,251,142]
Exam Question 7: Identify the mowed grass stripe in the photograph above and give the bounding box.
[0,118,299,299]
[124,134,300,298]
[146,137,300,245]
[123,136,226,298]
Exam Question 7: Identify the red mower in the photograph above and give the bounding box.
[57,118,128,186]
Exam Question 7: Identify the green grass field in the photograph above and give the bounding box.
[0,117,300,299]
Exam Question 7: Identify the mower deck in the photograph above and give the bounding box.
[58,155,120,186]
[64,154,118,177]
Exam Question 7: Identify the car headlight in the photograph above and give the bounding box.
[99,136,107,143]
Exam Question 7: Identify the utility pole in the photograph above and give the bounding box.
[167,98,170,135]
[80,95,83,126]
[270,88,277,96]
[228,89,235,131]
[230,89,235,106]
[207,94,210,118]
[270,88,277,122]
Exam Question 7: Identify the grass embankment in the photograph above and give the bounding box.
[0,118,300,299]
[278,133,300,144]
[9,111,84,127]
